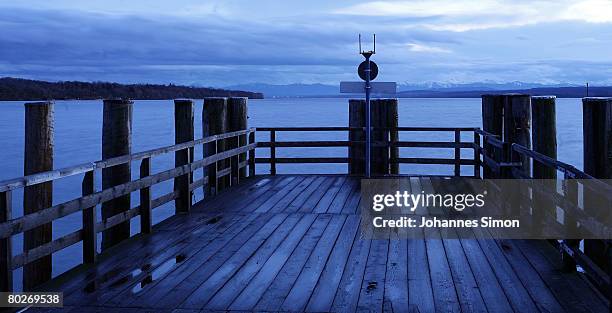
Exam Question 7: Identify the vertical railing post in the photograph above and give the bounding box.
[249,130,256,177]
[23,101,54,290]
[82,171,96,264]
[561,173,578,272]
[174,99,194,213]
[140,158,152,234]
[0,190,12,292]
[212,139,219,195]
[270,130,277,175]
[473,131,481,178]
[454,130,461,176]
[101,99,132,251]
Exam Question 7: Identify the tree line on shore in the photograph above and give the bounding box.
[0,77,263,101]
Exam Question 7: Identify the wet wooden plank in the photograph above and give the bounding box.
[174,213,289,309]
[268,176,317,213]
[254,214,333,311]
[235,176,298,213]
[284,176,326,213]
[279,214,347,311]
[433,178,509,313]
[326,178,357,214]
[416,178,460,313]
[229,214,326,311]
[313,176,347,213]
[68,212,249,306]
[495,239,566,312]
[253,176,306,213]
[112,212,262,307]
[331,234,372,312]
[189,213,303,309]
[404,178,435,313]
[204,214,314,309]
[382,230,409,313]
[147,213,282,309]
[356,235,390,312]
[305,215,360,312]
[298,176,336,213]
[341,182,361,214]
[516,239,608,312]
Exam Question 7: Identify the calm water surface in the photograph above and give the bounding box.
[0,97,584,288]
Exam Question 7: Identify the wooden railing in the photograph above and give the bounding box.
[0,128,256,291]
[475,128,612,296]
[255,126,480,177]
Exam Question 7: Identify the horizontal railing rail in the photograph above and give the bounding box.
[475,128,612,296]
[0,128,256,291]
[0,129,253,193]
[254,126,480,177]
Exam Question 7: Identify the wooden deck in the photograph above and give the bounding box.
[31,175,607,313]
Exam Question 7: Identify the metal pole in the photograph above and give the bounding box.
[365,55,372,177]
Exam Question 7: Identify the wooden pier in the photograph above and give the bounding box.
[1,96,611,312]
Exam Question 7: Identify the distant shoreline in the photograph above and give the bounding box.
[0,77,264,101]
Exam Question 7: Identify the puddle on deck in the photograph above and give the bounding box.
[131,253,187,294]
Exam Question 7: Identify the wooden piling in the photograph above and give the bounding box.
[481,95,504,178]
[348,99,398,176]
[348,100,365,175]
[582,97,612,272]
[531,96,569,265]
[531,96,557,179]
[228,97,248,184]
[1,191,12,291]
[203,98,228,195]
[101,99,132,251]
[174,99,194,213]
[503,94,531,176]
[23,101,54,290]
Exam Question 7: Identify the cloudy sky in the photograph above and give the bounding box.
[1,0,612,87]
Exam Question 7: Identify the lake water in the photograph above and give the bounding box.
[0,97,584,289]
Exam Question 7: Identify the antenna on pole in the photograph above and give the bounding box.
[373,34,376,53]
[359,34,362,54]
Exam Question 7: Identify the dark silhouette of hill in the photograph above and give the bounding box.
[0,77,263,100]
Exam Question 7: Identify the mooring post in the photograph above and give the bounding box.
[101,99,132,251]
[349,99,366,175]
[531,96,557,178]
[203,98,228,195]
[500,95,530,220]
[228,98,248,184]
[1,191,12,291]
[386,99,400,175]
[23,101,54,290]
[349,99,398,176]
[481,95,504,178]
[582,97,612,273]
[531,96,570,264]
[503,94,531,176]
[174,99,194,213]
